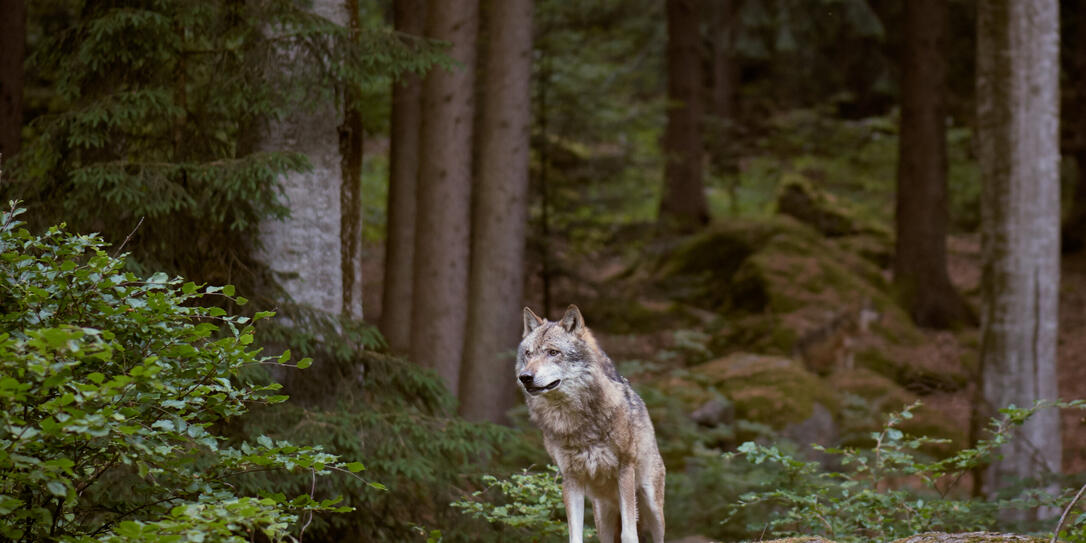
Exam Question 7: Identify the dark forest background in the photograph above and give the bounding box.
[1,0,1086,541]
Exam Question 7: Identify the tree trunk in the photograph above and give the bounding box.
[1062,0,1086,253]
[893,0,974,329]
[706,0,740,213]
[381,0,425,352]
[340,0,364,320]
[410,0,477,393]
[659,0,708,232]
[459,0,533,424]
[255,0,347,315]
[0,0,26,159]
[976,0,1061,519]
[709,0,739,124]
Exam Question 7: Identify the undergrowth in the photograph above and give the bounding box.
[451,400,1086,543]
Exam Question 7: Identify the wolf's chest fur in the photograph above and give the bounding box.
[530,387,625,481]
[548,430,621,481]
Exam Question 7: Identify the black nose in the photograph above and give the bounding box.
[518,373,534,386]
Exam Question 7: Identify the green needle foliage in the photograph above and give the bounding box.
[8,0,445,290]
[0,203,372,541]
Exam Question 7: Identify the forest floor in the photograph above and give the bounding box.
[362,230,1086,472]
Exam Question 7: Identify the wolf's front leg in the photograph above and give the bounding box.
[563,478,585,543]
[617,465,639,543]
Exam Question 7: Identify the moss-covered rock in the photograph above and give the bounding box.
[761,538,839,543]
[829,368,967,456]
[579,297,676,334]
[652,214,971,402]
[888,533,1053,543]
[666,353,838,429]
[833,232,894,269]
[776,172,888,238]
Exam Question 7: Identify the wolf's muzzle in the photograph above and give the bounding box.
[519,373,560,395]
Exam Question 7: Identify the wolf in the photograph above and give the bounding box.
[517,305,665,543]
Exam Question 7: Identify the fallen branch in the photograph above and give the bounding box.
[1051,481,1086,543]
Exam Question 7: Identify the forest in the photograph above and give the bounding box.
[1,0,1085,542]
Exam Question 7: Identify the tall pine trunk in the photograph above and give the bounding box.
[410,0,477,393]
[709,0,739,124]
[381,0,425,352]
[255,0,349,316]
[1062,0,1086,253]
[893,0,973,329]
[0,0,26,159]
[659,0,708,232]
[459,0,533,423]
[340,0,364,320]
[976,0,1061,517]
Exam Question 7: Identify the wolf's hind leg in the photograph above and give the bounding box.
[638,476,665,543]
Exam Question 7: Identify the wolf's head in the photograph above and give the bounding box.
[516,305,600,397]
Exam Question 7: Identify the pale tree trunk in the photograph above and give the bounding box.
[659,0,708,232]
[410,0,477,393]
[381,0,425,353]
[459,0,533,423]
[255,0,349,316]
[976,0,1061,519]
[0,0,26,159]
[894,0,974,329]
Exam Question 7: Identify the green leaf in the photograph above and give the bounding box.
[182,281,197,294]
[46,480,67,497]
[345,462,365,473]
[223,284,235,297]
[296,358,312,370]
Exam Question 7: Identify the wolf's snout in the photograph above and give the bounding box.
[518,373,535,386]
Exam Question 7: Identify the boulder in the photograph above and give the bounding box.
[889,533,1053,543]
[775,173,887,238]
[665,353,838,430]
[652,216,968,392]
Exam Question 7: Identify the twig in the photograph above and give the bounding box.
[1051,482,1086,543]
[112,216,145,258]
[299,468,317,542]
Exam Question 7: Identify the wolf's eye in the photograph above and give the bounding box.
[546,349,561,357]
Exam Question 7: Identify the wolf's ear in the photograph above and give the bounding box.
[523,307,544,337]
[559,304,585,335]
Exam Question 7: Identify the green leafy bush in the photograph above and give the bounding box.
[726,400,1086,543]
[238,351,516,542]
[0,203,370,541]
[451,465,592,542]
